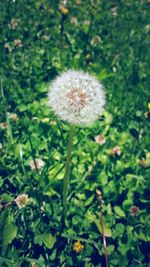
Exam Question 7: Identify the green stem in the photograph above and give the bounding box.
[62,125,75,226]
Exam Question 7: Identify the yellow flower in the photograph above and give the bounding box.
[60,7,69,15]
[73,241,84,253]
[148,103,150,112]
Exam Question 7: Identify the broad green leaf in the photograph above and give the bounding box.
[95,219,112,237]
[17,103,27,112]
[114,206,125,217]
[0,193,13,202]
[0,210,17,255]
[122,199,133,209]
[84,195,95,207]
[107,245,115,255]
[115,223,125,235]
[98,69,113,80]
[42,233,56,249]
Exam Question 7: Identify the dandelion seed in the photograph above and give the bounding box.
[30,158,45,170]
[15,194,29,208]
[73,240,84,253]
[48,70,106,126]
[95,135,106,145]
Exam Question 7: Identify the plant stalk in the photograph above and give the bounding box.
[100,212,109,267]
[62,125,75,226]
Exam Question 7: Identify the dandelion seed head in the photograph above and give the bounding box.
[48,70,106,126]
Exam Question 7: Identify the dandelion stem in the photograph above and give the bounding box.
[99,212,109,267]
[62,125,75,226]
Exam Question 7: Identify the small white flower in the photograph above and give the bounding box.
[8,113,18,120]
[9,18,20,29]
[111,146,121,156]
[15,194,29,208]
[30,158,45,170]
[71,17,78,25]
[91,36,101,47]
[48,70,105,126]
[14,39,22,47]
[111,7,117,16]
[0,122,7,129]
[95,135,106,145]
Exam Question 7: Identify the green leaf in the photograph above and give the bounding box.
[98,69,113,80]
[0,210,17,255]
[35,83,48,93]
[122,199,133,209]
[114,206,125,217]
[107,245,115,255]
[0,177,4,187]
[17,103,28,112]
[42,232,56,249]
[86,212,112,237]
[95,219,112,237]
[84,195,95,207]
[0,193,13,202]
[115,223,125,236]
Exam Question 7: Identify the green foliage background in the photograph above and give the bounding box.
[0,0,150,266]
